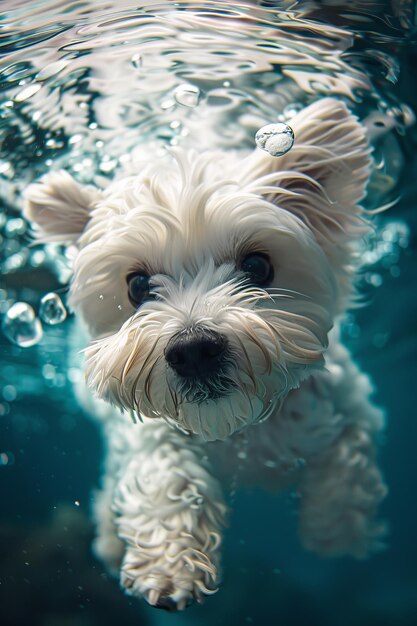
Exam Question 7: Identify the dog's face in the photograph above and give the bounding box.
[24,98,371,440]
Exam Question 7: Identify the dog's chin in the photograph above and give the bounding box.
[127,363,315,441]
[155,387,283,442]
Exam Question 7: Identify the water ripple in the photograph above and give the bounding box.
[0,0,414,343]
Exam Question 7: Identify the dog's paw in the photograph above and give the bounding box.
[120,546,219,611]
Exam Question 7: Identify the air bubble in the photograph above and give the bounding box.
[255,122,294,157]
[2,251,28,273]
[0,451,15,467]
[365,272,383,288]
[39,293,67,325]
[2,302,43,347]
[69,134,83,145]
[283,103,303,119]
[0,161,12,176]
[174,83,200,107]
[4,218,26,237]
[45,138,64,149]
[131,53,142,68]
[30,250,46,267]
[2,385,17,402]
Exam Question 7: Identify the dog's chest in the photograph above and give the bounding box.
[205,353,348,488]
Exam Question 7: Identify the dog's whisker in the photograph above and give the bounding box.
[143,355,161,407]
[266,287,311,300]
[233,334,258,394]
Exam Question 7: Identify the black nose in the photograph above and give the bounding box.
[165,328,227,378]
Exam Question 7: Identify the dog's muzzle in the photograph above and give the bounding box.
[164,327,228,379]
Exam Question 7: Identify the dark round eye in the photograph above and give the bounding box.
[127,272,153,307]
[240,253,273,286]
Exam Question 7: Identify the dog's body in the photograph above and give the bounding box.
[24,98,387,611]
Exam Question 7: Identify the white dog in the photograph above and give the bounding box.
[24,98,387,611]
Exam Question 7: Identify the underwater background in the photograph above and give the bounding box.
[0,1,416,625]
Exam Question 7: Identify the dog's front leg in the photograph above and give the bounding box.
[112,419,227,611]
[297,398,388,559]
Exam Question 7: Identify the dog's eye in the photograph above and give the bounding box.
[127,272,153,307]
[240,253,273,286]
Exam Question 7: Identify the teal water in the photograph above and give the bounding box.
[1,1,417,625]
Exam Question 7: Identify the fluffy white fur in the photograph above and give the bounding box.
[24,98,387,611]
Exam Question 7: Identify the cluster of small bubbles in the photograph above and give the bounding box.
[255,122,294,157]
[4,218,26,237]
[0,202,73,293]
[0,213,29,275]
[99,156,118,174]
[361,220,410,286]
[42,244,73,284]
[39,359,66,388]
[364,272,383,287]
[0,451,15,467]
[2,302,43,348]
[0,96,67,176]
[173,84,201,108]
[39,293,67,325]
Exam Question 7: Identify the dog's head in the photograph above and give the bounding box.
[24,98,371,441]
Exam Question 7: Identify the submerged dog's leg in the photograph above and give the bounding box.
[298,420,387,558]
[297,349,388,558]
[112,420,227,611]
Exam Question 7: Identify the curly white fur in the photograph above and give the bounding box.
[24,98,387,611]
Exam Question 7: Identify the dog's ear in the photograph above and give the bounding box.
[242,98,372,252]
[23,171,103,243]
